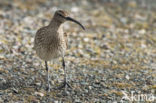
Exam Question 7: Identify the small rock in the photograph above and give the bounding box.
[35,92,44,97]
[12,88,19,94]
[84,89,88,93]
[125,75,130,80]
[93,84,100,88]
[81,81,88,85]
[83,38,89,42]
[35,82,41,86]
[54,101,59,103]
[139,29,146,34]
[89,86,92,90]
[71,7,79,13]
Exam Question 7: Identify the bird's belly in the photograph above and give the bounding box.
[36,47,64,61]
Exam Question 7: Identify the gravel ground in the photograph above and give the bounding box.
[0,0,155,103]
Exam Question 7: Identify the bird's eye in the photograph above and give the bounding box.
[58,13,66,19]
[58,13,62,16]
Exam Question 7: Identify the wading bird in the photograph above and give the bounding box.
[34,10,85,91]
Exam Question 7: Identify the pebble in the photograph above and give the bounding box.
[83,38,89,42]
[89,86,92,90]
[71,7,79,13]
[35,92,44,97]
[125,75,130,80]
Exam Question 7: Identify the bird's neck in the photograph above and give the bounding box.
[48,18,62,30]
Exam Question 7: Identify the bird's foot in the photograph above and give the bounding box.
[56,81,72,89]
[46,83,51,92]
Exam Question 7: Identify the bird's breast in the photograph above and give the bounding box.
[35,36,66,61]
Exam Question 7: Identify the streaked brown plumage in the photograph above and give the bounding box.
[34,10,85,91]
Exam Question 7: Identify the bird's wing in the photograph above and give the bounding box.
[34,26,50,49]
[64,32,68,49]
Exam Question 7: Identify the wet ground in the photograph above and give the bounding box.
[0,0,155,102]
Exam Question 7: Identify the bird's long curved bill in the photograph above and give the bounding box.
[66,17,85,30]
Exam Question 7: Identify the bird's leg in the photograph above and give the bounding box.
[62,57,72,88]
[57,57,71,89]
[63,57,67,88]
[45,61,51,91]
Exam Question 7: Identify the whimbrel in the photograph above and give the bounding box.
[34,10,85,91]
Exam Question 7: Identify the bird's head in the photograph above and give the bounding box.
[53,10,85,30]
